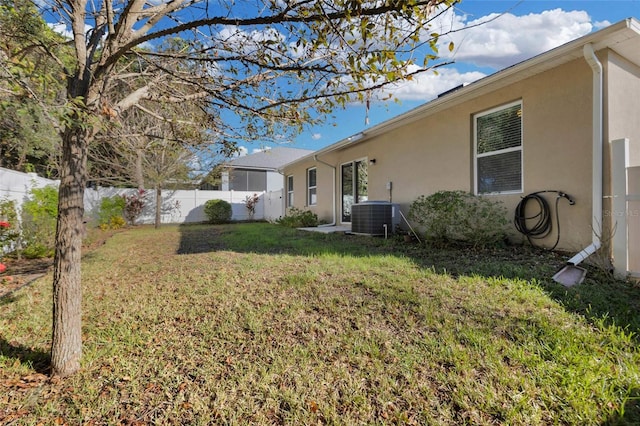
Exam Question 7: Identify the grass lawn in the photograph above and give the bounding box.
[1,222,639,425]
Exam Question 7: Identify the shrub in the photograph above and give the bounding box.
[122,189,146,225]
[276,207,318,228]
[204,199,232,224]
[98,195,126,230]
[21,185,59,258]
[408,190,508,247]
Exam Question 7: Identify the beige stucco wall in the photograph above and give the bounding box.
[606,50,640,168]
[606,50,640,273]
[284,48,640,252]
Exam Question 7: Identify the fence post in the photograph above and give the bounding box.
[611,138,629,279]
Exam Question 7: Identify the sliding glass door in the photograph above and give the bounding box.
[341,160,368,222]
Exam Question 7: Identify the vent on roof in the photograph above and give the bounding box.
[437,83,468,98]
[351,201,400,236]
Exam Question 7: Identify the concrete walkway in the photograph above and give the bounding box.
[298,225,351,234]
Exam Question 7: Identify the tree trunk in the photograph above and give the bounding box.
[135,148,144,190]
[51,126,88,377]
[155,186,161,229]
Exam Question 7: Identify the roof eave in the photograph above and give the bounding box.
[283,17,640,168]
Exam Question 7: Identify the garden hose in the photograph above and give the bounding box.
[513,190,575,251]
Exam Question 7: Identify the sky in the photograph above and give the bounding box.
[249,0,640,156]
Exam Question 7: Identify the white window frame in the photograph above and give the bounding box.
[307,167,317,206]
[286,175,294,207]
[340,157,369,223]
[473,100,523,195]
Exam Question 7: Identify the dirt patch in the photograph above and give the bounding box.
[0,228,118,298]
[0,257,52,297]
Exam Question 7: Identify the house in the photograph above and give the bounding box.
[213,147,313,192]
[281,18,640,279]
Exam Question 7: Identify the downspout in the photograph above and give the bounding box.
[314,154,337,226]
[567,43,603,265]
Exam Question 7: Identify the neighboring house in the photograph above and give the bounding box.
[217,147,313,192]
[282,18,640,278]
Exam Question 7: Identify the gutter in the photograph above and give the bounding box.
[314,154,337,226]
[567,43,604,265]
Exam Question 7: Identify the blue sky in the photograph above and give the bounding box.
[240,0,640,155]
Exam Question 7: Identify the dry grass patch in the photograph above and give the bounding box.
[1,223,639,425]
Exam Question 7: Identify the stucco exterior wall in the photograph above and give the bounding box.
[284,51,634,251]
[605,50,640,272]
[606,50,640,168]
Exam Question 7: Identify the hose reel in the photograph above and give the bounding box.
[513,190,575,251]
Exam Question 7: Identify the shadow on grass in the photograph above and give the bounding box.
[177,222,640,337]
[0,336,50,374]
[602,388,640,425]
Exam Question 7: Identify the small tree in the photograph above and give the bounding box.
[6,0,471,376]
[204,200,232,224]
[122,189,147,226]
[245,193,260,221]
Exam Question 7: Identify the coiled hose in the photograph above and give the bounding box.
[513,190,574,250]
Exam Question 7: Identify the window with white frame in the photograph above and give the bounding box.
[286,175,294,207]
[474,101,523,194]
[307,168,317,205]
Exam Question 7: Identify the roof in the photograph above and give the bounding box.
[286,17,640,166]
[225,147,314,171]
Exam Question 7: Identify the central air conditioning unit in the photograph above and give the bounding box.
[351,201,400,237]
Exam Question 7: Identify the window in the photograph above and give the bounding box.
[229,169,267,191]
[307,168,317,206]
[287,175,294,207]
[474,101,523,194]
[341,160,368,222]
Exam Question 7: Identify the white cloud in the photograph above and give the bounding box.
[435,9,594,69]
[48,22,73,39]
[594,20,612,30]
[252,147,272,154]
[366,8,599,102]
[311,133,322,140]
[381,66,486,102]
[235,146,248,157]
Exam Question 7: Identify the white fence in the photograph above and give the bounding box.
[0,167,59,207]
[0,167,284,224]
[84,187,284,224]
[611,139,640,279]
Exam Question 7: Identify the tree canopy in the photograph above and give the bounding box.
[0,0,68,176]
[2,0,464,376]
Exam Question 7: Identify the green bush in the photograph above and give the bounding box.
[276,207,318,228]
[21,185,58,258]
[98,195,126,230]
[204,199,232,224]
[408,190,508,247]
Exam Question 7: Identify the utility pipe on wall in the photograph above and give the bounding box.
[567,43,604,266]
[314,154,337,226]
